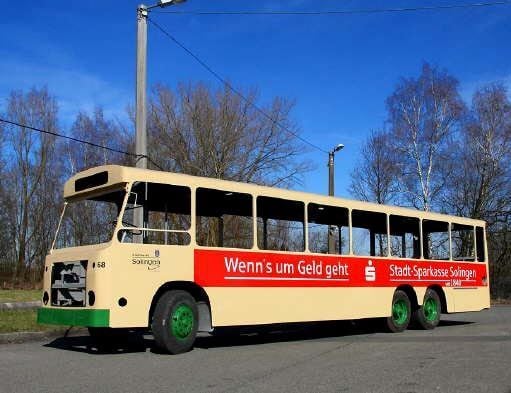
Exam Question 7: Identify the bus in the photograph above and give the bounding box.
[38,165,490,354]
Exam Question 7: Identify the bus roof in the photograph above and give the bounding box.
[64,164,486,227]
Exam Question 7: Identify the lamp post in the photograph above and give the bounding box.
[328,143,344,253]
[136,0,187,170]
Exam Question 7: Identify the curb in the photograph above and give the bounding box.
[0,301,41,310]
[0,327,88,345]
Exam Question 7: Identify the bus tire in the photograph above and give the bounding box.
[385,290,411,333]
[151,290,198,354]
[413,289,441,330]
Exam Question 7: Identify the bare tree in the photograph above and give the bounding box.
[386,63,465,211]
[0,121,10,283]
[1,87,60,284]
[146,82,311,253]
[147,82,311,187]
[447,83,511,297]
[349,129,400,204]
[63,107,131,177]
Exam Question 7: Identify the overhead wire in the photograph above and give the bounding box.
[147,18,328,154]
[148,1,511,154]
[0,117,165,170]
[153,1,511,15]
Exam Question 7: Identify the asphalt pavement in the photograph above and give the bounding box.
[1,306,510,393]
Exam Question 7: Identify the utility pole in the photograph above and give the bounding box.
[135,0,187,171]
[328,143,344,253]
[136,4,148,170]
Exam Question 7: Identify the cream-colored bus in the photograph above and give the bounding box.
[38,165,490,354]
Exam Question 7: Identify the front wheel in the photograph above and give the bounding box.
[151,290,198,354]
[413,289,441,330]
[385,290,411,333]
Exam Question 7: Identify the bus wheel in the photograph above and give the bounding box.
[413,289,441,330]
[385,290,411,333]
[151,290,198,354]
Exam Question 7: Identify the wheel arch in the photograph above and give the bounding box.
[395,284,419,311]
[427,284,448,314]
[149,281,212,332]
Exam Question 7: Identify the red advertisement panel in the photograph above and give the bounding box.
[194,249,488,288]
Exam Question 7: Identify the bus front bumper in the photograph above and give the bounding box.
[37,308,110,327]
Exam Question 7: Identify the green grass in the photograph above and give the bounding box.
[0,289,41,303]
[0,309,65,334]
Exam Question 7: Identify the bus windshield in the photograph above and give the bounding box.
[54,189,126,249]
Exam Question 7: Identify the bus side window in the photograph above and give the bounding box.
[389,215,420,259]
[120,182,191,245]
[475,226,486,262]
[196,188,253,249]
[307,203,349,255]
[422,220,449,260]
[257,197,305,252]
[451,223,475,261]
[351,210,388,257]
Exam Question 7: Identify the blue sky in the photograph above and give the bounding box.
[1,0,510,197]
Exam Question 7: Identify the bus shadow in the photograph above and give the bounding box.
[406,319,474,330]
[195,319,389,349]
[43,318,475,354]
[44,331,152,355]
[195,318,475,349]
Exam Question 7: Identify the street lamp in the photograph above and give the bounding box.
[328,143,344,197]
[135,0,187,170]
[327,143,344,253]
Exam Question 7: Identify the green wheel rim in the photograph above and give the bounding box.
[392,299,408,325]
[423,297,439,322]
[170,304,194,340]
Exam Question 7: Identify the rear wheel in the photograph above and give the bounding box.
[385,290,411,333]
[413,289,441,329]
[151,290,198,354]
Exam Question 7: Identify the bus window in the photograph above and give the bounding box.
[351,210,388,257]
[120,182,191,245]
[56,189,125,248]
[196,188,253,249]
[451,223,475,261]
[257,197,304,252]
[476,226,486,262]
[422,220,449,260]
[308,203,349,254]
[389,216,420,259]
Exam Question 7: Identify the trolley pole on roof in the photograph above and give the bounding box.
[135,0,187,171]
[328,143,344,253]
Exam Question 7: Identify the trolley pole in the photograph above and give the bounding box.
[328,144,344,253]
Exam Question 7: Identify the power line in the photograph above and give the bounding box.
[147,17,328,154]
[153,1,511,15]
[0,117,164,170]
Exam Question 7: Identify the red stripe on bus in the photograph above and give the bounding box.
[194,249,488,288]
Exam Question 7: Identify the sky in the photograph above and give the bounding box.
[1,0,510,197]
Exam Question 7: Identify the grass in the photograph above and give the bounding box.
[0,309,64,334]
[0,289,41,303]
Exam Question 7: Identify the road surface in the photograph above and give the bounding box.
[1,306,510,393]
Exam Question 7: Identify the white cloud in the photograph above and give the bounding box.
[0,58,131,126]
